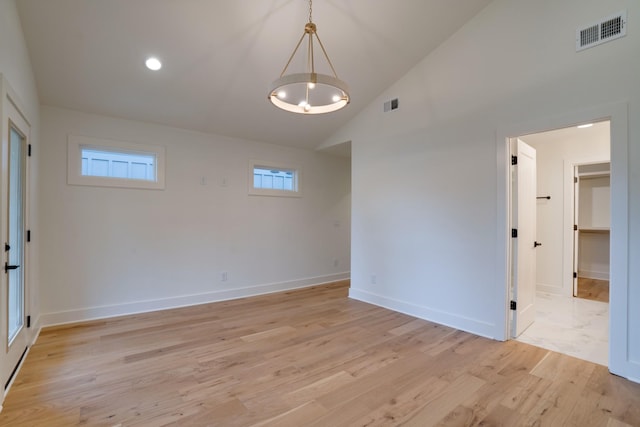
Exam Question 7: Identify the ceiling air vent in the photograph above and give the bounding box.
[576,10,627,52]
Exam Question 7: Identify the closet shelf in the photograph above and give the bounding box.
[578,172,610,179]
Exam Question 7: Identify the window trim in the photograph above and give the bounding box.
[248,160,302,197]
[68,135,166,190]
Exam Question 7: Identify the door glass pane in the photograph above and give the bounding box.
[8,126,24,344]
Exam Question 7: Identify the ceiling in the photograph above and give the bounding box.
[16,0,492,152]
[520,121,610,148]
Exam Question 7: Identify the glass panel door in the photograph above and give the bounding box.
[1,80,30,394]
[7,124,25,344]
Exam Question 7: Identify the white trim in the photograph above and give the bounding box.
[39,272,349,327]
[248,159,302,197]
[348,288,497,340]
[496,134,511,341]
[578,270,610,281]
[67,134,166,190]
[536,283,564,296]
[496,101,634,380]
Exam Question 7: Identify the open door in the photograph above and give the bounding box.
[511,138,537,337]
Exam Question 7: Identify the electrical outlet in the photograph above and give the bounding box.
[221,271,228,282]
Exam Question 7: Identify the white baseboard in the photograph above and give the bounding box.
[537,283,568,296]
[29,320,41,346]
[40,272,350,327]
[578,269,610,281]
[348,288,497,340]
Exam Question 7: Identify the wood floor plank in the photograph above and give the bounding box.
[1,280,639,426]
[249,400,327,427]
[400,374,486,426]
[577,277,609,302]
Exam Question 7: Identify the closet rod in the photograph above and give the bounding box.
[537,196,551,200]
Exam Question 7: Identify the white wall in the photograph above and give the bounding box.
[38,106,351,324]
[522,123,610,294]
[579,231,610,280]
[326,0,640,381]
[578,175,611,280]
[0,0,39,119]
[0,0,40,339]
[579,176,611,229]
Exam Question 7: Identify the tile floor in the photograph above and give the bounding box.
[516,292,609,366]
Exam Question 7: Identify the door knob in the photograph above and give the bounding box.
[534,241,542,247]
[4,263,19,272]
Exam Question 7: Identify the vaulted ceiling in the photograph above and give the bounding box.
[16,0,492,150]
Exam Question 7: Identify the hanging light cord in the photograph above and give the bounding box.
[277,0,340,79]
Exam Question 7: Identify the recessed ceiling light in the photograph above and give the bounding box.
[577,123,593,129]
[145,57,162,71]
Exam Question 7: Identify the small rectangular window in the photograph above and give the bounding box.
[81,148,156,181]
[68,135,165,190]
[249,161,301,197]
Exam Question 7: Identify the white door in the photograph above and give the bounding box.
[512,139,537,337]
[1,94,30,391]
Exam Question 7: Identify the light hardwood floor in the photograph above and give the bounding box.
[577,278,610,303]
[2,281,639,426]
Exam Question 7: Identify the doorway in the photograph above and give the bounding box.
[509,121,610,366]
[573,161,610,302]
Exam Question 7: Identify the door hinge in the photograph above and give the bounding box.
[27,230,31,242]
[511,229,517,238]
[510,300,517,310]
[511,155,518,165]
[28,144,32,157]
[27,315,31,328]
[574,224,578,231]
[573,272,578,279]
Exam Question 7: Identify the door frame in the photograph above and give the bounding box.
[0,74,33,399]
[496,102,629,377]
[509,138,538,338]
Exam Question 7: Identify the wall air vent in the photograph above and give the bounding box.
[576,10,627,52]
[383,98,399,112]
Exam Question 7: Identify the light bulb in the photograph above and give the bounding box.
[332,94,341,103]
[277,90,287,99]
[298,101,307,107]
[304,103,311,112]
[308,82,316,89]
[145,57,162,71]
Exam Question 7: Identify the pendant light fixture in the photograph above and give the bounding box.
[268,0,350,114]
